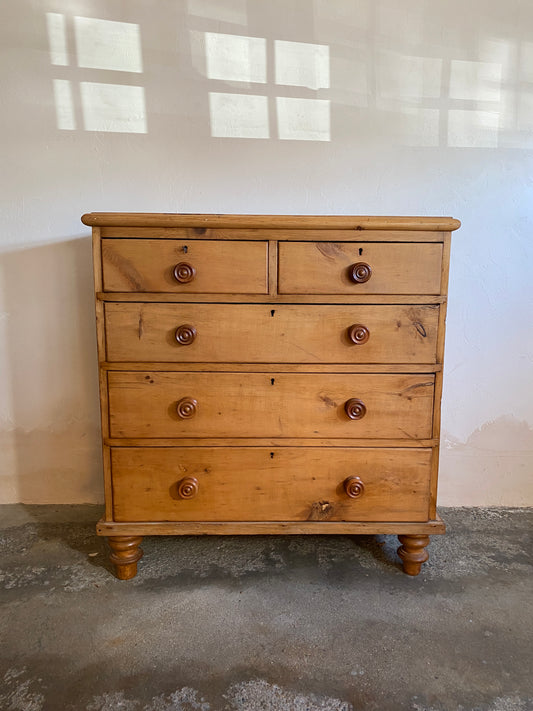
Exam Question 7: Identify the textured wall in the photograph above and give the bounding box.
[1,0,532,504]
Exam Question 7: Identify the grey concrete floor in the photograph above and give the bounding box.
[0,506,531,711]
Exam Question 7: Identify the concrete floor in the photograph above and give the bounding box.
[0,506,531,711]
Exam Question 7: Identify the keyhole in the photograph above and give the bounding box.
[271,378,275,385]
[183,245,188,253]
[359,247,363,256]
[270,452,274,459]
[271,309,275,317]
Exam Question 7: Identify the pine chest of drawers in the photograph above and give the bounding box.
[82,212,460,579]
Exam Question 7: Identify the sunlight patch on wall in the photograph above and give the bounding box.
[80,83,147,133]
[74,16,143,73]
[277,98,330,141]
[209,92,269,138]
[46,13,69,66]
[187,0,248,26]
[448,109,499,148]
[450,60,502,102]
[275,41,330,90]
[52,79,76,130]
[205,32,266,83]
[377,52,441,100]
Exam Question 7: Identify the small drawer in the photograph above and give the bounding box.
[278,242,443,294]
[105,303,440,364]
[108,372,435,439]
[101,239,268,293]
[111,446,432,522]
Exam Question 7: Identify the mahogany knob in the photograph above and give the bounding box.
[177,476,199,499]
[344,476,365,499]
[348,324,370,345]
[176,397,197,419]
[175,324,197,345]
[173,262,196,283]
[344,398,366,420]
[349,262,372,284]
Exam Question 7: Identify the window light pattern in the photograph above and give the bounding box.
[46,12,146,133]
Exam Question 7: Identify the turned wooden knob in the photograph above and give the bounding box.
[176,397,197,419]
[348,324,370,344]
[344,398,366,420]
[175,324,197,345]
[173,262,196,283]
[349,262,372,284]
[344,476,365,499]
[177,476,199,499]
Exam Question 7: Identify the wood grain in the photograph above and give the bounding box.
[104,437,439,448]
[97,515,446,536]
[104,303,440,364]
[82,213,461,231]
[97,292,447,305]
[88,212,458,576]
[279,242,443,295]
[111,447,432,522]
[100,363,442,374]
[102,239,268,293]
[107,372,435,439]
[98,227,448,242]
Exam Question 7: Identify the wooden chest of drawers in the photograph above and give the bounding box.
[82,213,460,579]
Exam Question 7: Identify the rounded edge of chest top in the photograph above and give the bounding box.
[81,213,461,231]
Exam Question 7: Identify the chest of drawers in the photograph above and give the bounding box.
[82,213,460,579]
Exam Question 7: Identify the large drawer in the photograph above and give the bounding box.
[278,242,443,294]
[111,447,432,522]
[101,239,268,293]
[108,372,435,439]
[105,303,439,364]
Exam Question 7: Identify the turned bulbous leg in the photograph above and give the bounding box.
[397,535,430,576]
[108,536,143,580]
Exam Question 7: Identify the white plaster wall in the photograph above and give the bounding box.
[1,0,532,505]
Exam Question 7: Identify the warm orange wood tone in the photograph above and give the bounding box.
[98,293,447,305]
[104,303,440,364]
[111,447,432,523]
[101,239,268,293]
[278,242,443,295]
[107,536,143,580]
[87,213,459,579]
[397,534,431,576]
[107,372,435,439]
[98,516,446,537]
[83,213,461,231]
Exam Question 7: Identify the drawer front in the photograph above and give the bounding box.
[108,372,434,439]
[101,239,268,293]
[111,447,432,522]
[278,242,443,294]
[105,303,439,364]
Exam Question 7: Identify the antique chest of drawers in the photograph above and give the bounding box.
[82,213,460,579]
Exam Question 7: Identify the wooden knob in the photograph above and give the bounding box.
[176,397,197,419]
[349,262,372,284]
[175,324,197,345]
[173,262,196,283]
[348,324,370,345]
[177,476,199,499]
[344,476,365,499]
[344,398,366,420]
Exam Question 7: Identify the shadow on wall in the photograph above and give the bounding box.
[42,0,533,148]
[0,238,103,503]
